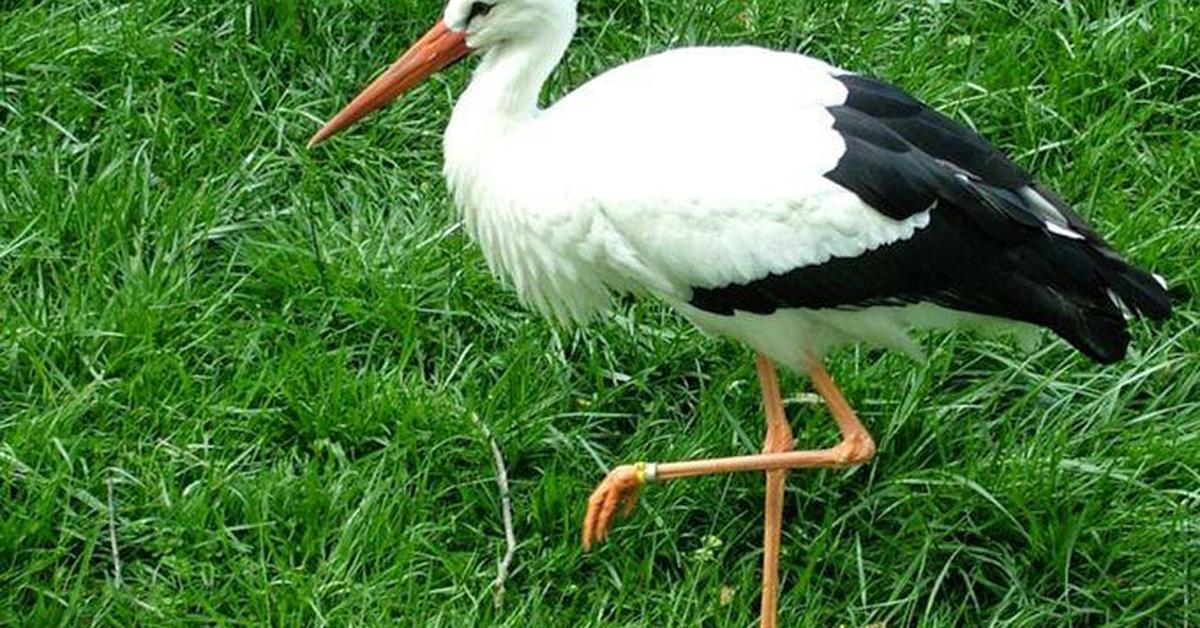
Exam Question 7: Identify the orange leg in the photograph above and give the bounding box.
[582,354,876,628]
[758,353,793,628]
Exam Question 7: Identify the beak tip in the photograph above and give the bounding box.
[307,127,330,150]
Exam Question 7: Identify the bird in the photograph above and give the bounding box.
[307,0,1172,625]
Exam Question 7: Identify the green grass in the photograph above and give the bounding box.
[2,0,1199,625]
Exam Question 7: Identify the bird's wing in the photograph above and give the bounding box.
[528,50,1168,360]
[673,75,1171,337]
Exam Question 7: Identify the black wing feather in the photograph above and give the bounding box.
[689,73,1171,363]
[836,74,1032,189]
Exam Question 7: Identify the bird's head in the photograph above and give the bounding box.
[308,0,578,148]
[446,0,577,50]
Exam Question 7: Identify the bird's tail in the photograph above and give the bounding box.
[1055,256,1170,364]
[1029,223,1172,366]
[986,183,1171,364]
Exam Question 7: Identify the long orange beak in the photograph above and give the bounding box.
[308,22,471,148]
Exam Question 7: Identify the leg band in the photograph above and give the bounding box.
[637,462,659,484]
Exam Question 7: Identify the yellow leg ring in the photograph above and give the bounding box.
[633,461,658,485]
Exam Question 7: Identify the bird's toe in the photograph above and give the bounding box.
[581,464,644,550]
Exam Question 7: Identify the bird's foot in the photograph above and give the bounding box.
[582,463,649,550]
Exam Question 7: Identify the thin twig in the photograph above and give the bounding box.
[106,474,123,588]
[471,413,517,611]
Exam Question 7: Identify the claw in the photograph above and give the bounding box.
[581,464,644,550]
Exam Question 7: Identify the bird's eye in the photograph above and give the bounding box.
[467,1,495,23]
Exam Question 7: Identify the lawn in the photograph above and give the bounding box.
[2,0,1198,625]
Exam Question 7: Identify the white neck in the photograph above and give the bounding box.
[443,26,573,174]
[439,11,614,325]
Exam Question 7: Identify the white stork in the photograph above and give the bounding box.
[308,0,1172,624]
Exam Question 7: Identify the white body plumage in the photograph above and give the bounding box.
[444,44,973,368]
